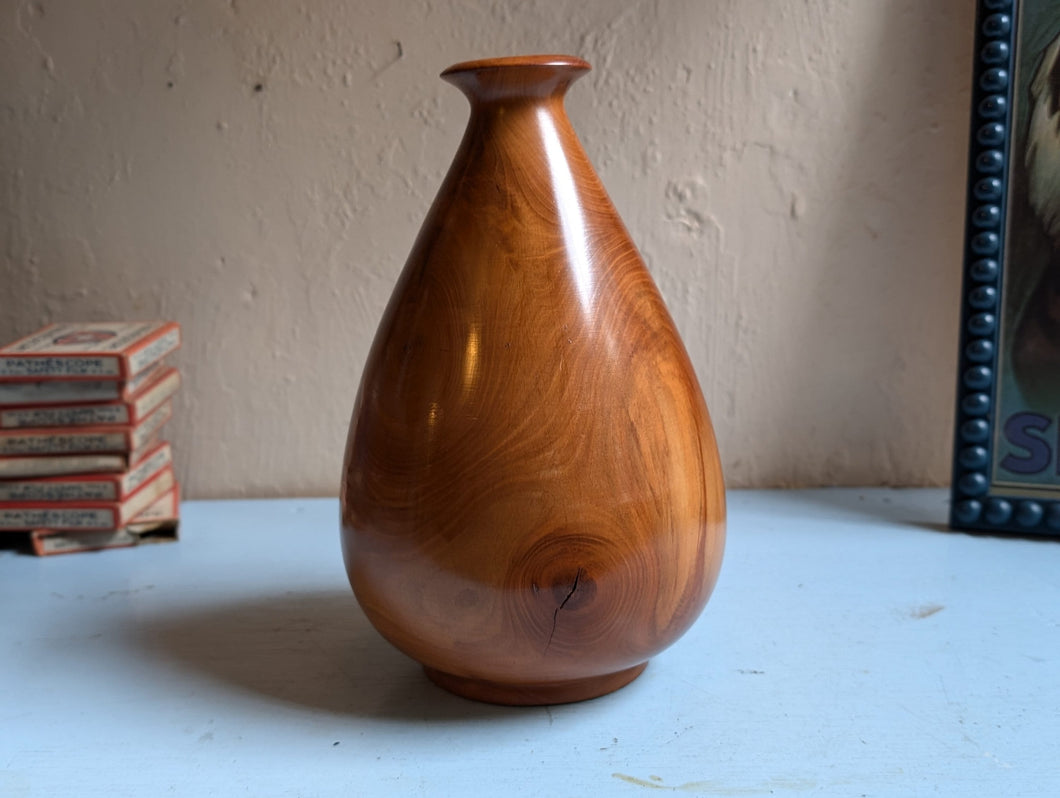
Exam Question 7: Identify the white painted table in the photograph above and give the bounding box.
[1,490,1057,797]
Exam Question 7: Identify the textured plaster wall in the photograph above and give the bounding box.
[1,0,973,498]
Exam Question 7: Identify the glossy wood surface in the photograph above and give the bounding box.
[341,55,725,705]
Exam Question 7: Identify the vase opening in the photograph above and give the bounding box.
[440,54,591,104]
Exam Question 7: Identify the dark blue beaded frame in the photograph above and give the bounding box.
[949,0,1056,534]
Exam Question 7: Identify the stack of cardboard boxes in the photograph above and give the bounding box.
[0,322,181,555]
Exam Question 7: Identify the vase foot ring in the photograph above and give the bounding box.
[423,661,648,705]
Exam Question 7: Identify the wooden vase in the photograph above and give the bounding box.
[341,55,725,705]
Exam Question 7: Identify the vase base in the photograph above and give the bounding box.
[422,662,648,706]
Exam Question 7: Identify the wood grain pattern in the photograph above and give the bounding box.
[341,55,725,705]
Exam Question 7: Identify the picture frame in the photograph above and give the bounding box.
[951,0,1060,533]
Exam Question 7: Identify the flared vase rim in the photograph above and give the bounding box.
[441,54,591,78]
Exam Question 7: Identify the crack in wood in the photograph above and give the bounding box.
[545,568,583,650]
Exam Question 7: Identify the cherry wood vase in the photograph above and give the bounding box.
[341,55,725,705]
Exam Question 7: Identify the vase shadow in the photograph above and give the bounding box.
[124,589,530,722]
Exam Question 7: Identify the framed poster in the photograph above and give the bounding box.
[952,0,1060,533]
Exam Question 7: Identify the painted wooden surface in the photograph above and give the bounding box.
[1,489,1057,796]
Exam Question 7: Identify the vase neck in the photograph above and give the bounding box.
[441,55,590,105]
